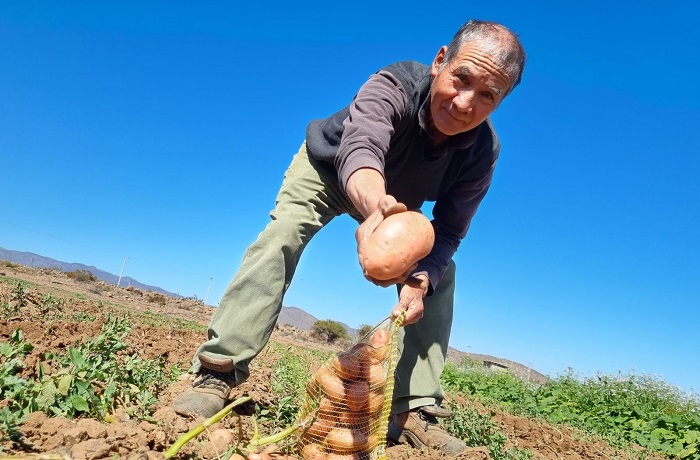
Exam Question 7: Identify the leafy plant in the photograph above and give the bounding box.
[441,401,532,460]
[2,282,29,318]
[441,363,700,459]
[0,330,34,442]
[259,347,314,430]
[38,292,64,317]
[0,315,182,432]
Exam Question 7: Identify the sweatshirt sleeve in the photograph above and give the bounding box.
[335,70,407,194]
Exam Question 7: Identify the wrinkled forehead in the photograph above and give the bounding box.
[450,42,514,94]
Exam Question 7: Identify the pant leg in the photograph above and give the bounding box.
[391,260,456,413]
[192,143,356,385]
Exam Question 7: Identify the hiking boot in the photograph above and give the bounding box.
[172,369,236,418]
[387,405,466,456]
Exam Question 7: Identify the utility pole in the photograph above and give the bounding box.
[204,277,212,305]
[116,257,128,287]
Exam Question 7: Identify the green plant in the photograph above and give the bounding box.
[441,363,700,459]
[0,315,182,429]
[39,292,64,317]
[311,319,350,343]
[2,282,29,318]
[0,330,35,442]
[441,401,532,460]
[258,347,313,430]
[71,311,97,323]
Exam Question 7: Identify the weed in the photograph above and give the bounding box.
[0,315,181,428]
[0,330,34,442]
[258,346,314,430]
[2,282,29,318]
[442,401,532,460]
[39,293,64,317]
[441,363,700,459]
[71,312,97,323]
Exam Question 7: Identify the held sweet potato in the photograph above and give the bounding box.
[362,211,434,281]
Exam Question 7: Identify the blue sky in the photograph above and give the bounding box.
[1,2,698,395]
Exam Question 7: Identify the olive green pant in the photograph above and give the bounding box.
[193,142,455,413]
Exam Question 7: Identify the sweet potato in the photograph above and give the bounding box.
[326,454,362,460]
[367,362,386,389]
[324,427,368,452]
[337,408,370,426]
[368,390,385,414]
[345,380,369,412]
[332,352,364,381]
[247,453,270,460]
[301,443,327,460]
[370,329,389,347]
[315,367,345,402]
[306,411,337,442]
[362,211,434,280]
[364,434,380,451]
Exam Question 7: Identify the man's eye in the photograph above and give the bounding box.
[456,74,469,85]
[481,91,495,101]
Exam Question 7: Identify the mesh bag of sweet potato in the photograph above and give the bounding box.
[291,315,403,460]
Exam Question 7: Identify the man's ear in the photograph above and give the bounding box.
[430,46,448,77]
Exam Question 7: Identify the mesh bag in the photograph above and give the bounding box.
[293,314,403,460]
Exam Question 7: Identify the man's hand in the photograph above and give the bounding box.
[391,274,430,325]
[356,195,415,286]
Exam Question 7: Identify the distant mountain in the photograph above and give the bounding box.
[0,247,181,298]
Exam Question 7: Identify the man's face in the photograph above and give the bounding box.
[429,42,513,142]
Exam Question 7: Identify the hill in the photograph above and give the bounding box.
[0,248,546,383]
[0,247,180,298]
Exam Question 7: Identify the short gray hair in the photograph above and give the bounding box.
[444,20,526,94]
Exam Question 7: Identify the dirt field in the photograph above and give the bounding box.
[0,264,655,460]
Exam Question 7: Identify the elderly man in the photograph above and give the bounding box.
[173,19,526,455]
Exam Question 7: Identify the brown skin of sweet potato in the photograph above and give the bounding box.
[324,427,368,453]
[362,211,434,281]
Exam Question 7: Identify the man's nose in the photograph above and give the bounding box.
[453,89,474,112]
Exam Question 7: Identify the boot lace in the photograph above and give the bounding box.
[416,408,440,432]
[193,370,235,393]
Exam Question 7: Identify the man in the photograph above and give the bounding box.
[173,19,526,456]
